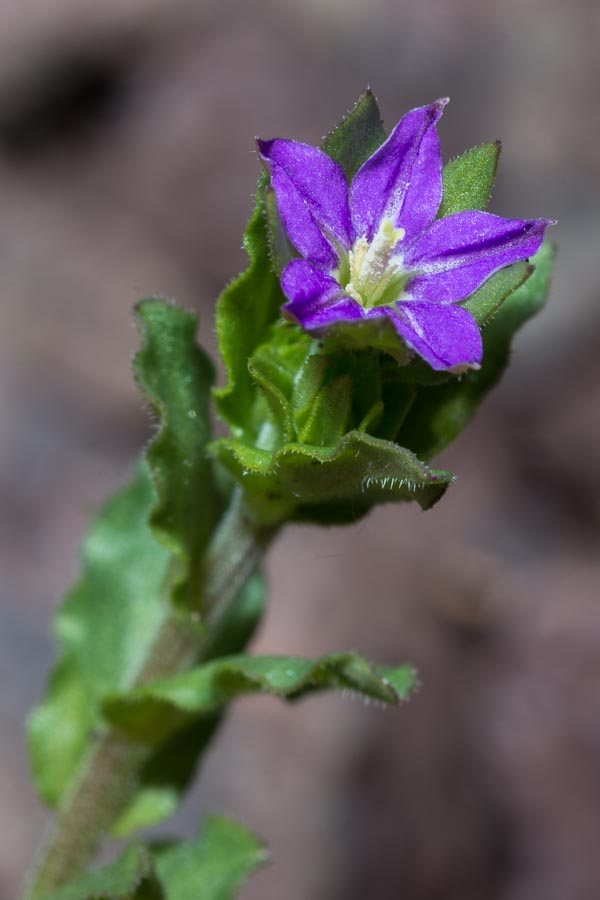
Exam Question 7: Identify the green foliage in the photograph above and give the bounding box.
[154,815,266,900]
[28,302,221,810]
[104,652,417,745]
[398,242,555,459]
[41,844,162,900]
[438,141,501,218]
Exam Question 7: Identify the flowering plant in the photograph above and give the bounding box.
[22,91,553,900]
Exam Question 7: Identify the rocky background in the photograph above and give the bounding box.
[2,1,600,898]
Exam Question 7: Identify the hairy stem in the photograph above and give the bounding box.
[24,490,276,898]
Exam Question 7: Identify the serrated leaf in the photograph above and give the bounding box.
[28,463,171,808]
[154,815,266,900]
[211,429,454,525]
[42,844,162,900]
[104,652,417,745]
[113,572,266,837]
[398,242,555,459]
[438,141,501,218]
[322,88,387,181]
[213,176,286,440]
[134,300,220,610]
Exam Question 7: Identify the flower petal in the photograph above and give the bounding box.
[257,138,353,270]
[374,301,482,370]
[349,100,447,242]
[281,259,363,332]
[405,211,552,303]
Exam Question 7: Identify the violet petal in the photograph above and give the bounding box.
[371,301,483,370]
[349,100,446,243]
[405,211,551,303]
[257,138,353,271]
[281,259,363,333]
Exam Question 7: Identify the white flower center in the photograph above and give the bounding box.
[337,218,409,310]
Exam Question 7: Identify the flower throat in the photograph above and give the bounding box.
[336,218,410,310]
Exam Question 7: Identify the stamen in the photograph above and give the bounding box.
[343,218,408,309]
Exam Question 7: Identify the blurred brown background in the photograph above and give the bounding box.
[1,0,600,898]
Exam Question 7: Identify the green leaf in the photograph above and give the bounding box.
[28,463,171,808]
[154,815,266,900]
[211,430,454,525]
[42,844,163,900]
[29,301,221,809]
[322,89,387,181]
[213,176,286,440]
[438,141,501,218]
[134,300,220,610]
[397,242,555,460]
[113,572,266,837]
[104,652,417,744]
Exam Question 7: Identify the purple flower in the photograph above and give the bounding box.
[257,100,552,371]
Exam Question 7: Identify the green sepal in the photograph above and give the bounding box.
[40,844,163,900]
[112,571,266,837]
[264,185,299,276]
[213,175,286,440]
[297,373,353,446]
[211,429,453,525]
[438,141,501,218]
[398,242,554,459]
[322,88,387,180]
[133,299,220,610]
[154,814,266,900]
[463,259,533,325]
[104,652,417,745]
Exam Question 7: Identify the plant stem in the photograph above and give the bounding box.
[24,490,276,899]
